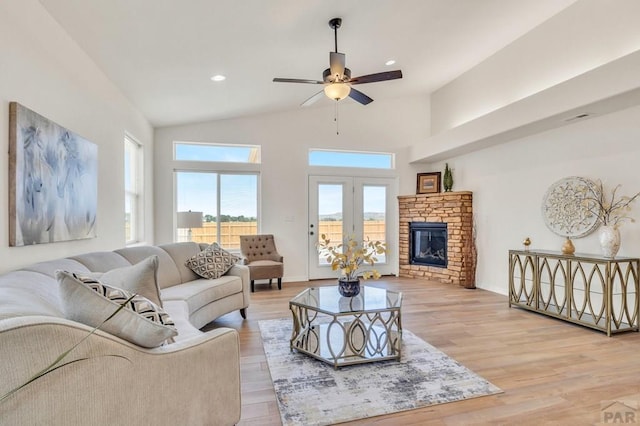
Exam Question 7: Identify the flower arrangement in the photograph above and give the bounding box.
[317,234,388,281]
[583,180,640,227]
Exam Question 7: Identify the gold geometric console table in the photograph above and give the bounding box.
[509,250,639,336]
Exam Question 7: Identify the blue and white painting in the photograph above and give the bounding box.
[9,102,97,246]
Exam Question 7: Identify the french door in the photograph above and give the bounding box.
[308,175,396,279]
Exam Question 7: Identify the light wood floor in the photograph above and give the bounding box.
[208,277,640,425]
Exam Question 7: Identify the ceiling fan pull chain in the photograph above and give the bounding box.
[335,101,339,135]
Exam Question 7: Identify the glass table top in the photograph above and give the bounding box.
[290,286,402,314]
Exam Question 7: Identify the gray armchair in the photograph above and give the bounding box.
[239,234,284,292]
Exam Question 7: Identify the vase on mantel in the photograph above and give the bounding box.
[598,225,621,258]
[443,163,453,192]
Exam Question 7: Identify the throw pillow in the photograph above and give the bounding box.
[88,255,162,307]
[56,271,178,348]
[185,242,239,279]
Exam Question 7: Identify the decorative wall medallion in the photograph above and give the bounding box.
[541,176,599,238]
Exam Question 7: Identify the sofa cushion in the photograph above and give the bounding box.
[56,271,177,348]
[159,242,202,283]
[185,243,239,280]
[88,255,162,307]
[161,300,203,341]
[69,251,132,272]
[20,258,90,279]
[0,271,65,320]
[161,275,243,314]
[115,246,182,289]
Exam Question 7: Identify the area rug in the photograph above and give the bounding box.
[259,318,502,426]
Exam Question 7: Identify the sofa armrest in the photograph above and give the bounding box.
[0,316,240,426]
[225,264,250,309]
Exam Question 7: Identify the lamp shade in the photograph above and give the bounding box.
[177,211,203,228]
[324,83,351,101]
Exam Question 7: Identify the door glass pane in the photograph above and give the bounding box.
[220,174,258,249]
[176,172,217,243]
[363,185,386,264]
[318,184,343,264]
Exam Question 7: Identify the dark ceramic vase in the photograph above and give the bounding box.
[443,163,453,192]
[338,278,361,297]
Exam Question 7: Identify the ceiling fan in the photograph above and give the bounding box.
[273,17,403,106]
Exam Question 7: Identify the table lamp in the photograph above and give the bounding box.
[177,211,203,242]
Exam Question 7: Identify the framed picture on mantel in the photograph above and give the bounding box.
[416,172,441,194]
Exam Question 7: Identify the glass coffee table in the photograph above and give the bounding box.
[289,286,403,368]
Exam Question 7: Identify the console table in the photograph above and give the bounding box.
[509,250,639,336]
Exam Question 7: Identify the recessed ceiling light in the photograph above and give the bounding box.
[385,60,396,66]
[211,74,226,82]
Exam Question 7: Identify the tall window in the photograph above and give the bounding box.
[124,135,142,244]
[175,171,258,250]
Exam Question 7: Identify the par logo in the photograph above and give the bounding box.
[600,400,639,424]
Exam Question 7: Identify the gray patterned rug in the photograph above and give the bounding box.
[259,318,502,426]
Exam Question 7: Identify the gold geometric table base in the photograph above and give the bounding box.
[289,286,402,368]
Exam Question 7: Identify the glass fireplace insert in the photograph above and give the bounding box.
[409,222,447,268]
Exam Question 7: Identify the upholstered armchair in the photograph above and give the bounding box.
[239,234,284,292]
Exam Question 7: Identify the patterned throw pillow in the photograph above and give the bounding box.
[185,243,239,279]
[56,271,177,348]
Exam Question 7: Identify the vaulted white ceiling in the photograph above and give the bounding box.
[39,0,577,127]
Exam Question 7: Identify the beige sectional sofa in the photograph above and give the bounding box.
[0,242,249,426]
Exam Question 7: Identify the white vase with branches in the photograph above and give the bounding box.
[583,180,640,258]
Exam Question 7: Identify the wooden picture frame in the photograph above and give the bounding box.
[416,172,441,194]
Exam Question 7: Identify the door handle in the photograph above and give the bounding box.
[310,231,314,235]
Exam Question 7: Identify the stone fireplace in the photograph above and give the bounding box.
[398,191,475,288]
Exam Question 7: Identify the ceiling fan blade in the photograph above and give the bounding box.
[349,70,403,85]
[273,78,324,84]
[348,87,373,105]
[301,90,325,107]
[329,52,346,80]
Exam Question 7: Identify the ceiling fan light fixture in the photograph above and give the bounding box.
[324,82,351,101]
[272,17,402,108]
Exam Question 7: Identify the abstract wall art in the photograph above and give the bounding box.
[9,102,98,246]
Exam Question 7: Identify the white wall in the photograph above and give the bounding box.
[430,0,640,135]
[154,95,429,281]
[0,1,154,274]
[430,105,640,295]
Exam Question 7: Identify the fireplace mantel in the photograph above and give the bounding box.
[398,191,474,288]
